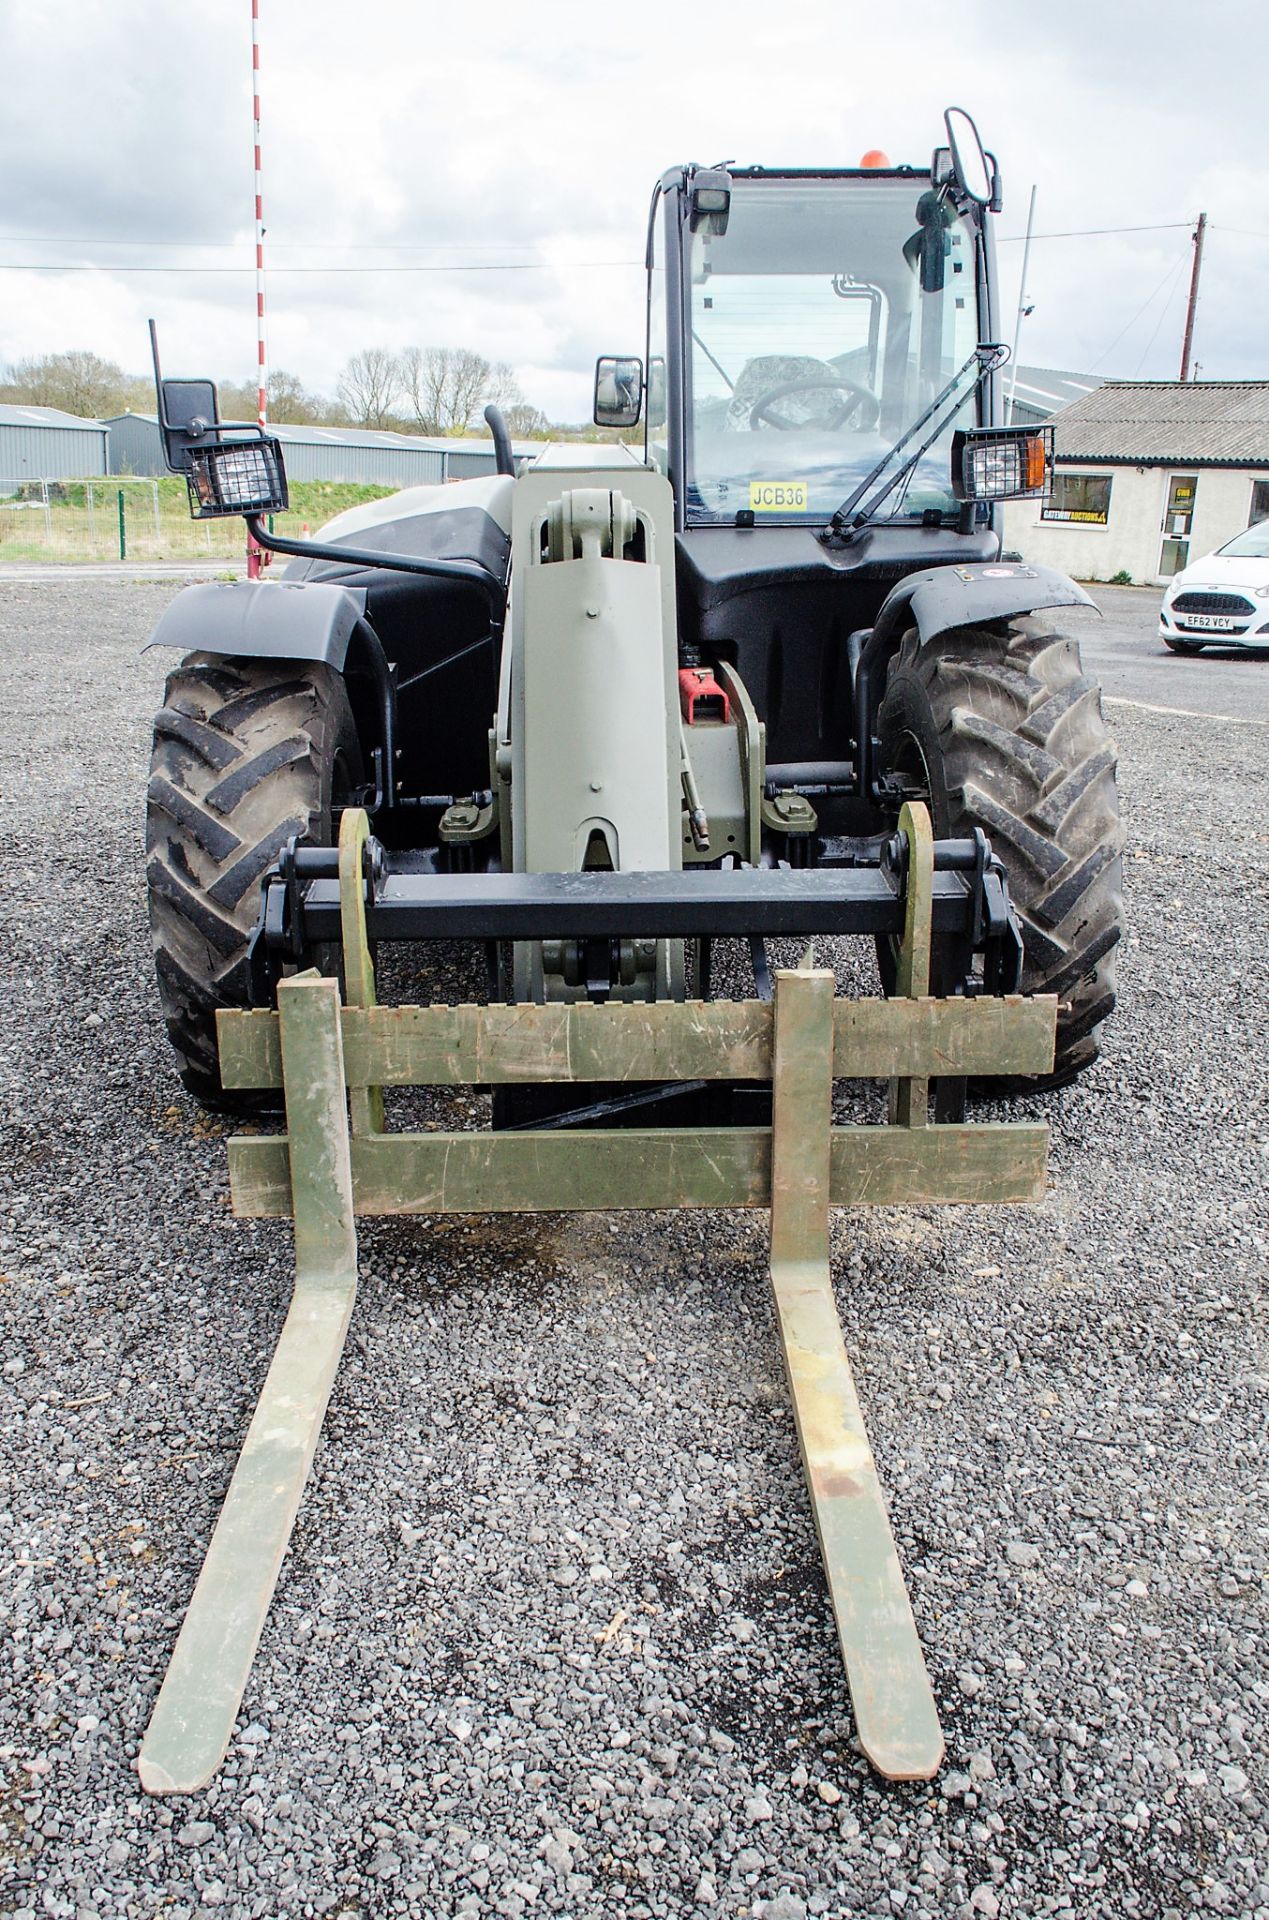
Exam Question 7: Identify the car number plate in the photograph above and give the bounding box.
[1183,614,1237,631]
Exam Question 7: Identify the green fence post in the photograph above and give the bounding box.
[117,489,126,561]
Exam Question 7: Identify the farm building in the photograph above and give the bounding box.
[1005,380,1269,586]
[0,405,109,481]
[105,415,538,487]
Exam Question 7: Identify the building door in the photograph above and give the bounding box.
[1159,473,1198,576]
[1250,479,1269,527]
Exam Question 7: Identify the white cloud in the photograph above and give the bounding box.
[1,0,1265,415]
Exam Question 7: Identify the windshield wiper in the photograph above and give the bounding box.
[821,342,1008,546]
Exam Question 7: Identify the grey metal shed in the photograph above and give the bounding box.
[0,405,109,481]
[106,415,448,488]
[106,415,541,486]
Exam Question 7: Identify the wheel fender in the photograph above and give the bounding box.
[889,560,1097,653]
[143,579,369,669]
[854,562,1098,803]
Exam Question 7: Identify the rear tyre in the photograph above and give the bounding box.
[877,617,1124,1089]
[146,653,362,1109]
[1162,634,1204,654]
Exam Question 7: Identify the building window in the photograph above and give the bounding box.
[1041,472,1113,525]
[1250,479,1269,527]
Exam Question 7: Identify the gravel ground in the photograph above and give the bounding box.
[1,579,1265,1920]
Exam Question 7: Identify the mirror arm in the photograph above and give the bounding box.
[149,319,168,428]
[243,514,506,617]
[985,151,1003,214]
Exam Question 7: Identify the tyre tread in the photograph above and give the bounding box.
[146,654,359,1107]
[878,617,1124,1087]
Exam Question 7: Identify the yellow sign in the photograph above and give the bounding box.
[749,480,809,513]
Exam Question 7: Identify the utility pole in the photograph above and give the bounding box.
[1006,184,1037,425]
[247,0,269,579]
[1179,211,1206,382]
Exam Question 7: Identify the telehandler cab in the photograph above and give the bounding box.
[136,108,1122,1793]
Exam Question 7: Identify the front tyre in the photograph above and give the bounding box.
[877,617,1124,1088]
[146,653,362,1108]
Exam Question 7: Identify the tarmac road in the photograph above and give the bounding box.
[1064,582,1269,728]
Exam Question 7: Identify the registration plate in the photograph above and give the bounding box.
[749,480,809,512]
[1182,614,1238,631]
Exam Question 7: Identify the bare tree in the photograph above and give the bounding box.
[336,348,401,429]
[213,370,330,424]
[485,361,523,411]
[502,401,550,439]
[399,345,499,435]
[2,349,133,418]
[266,369,326,424]
[215,378,262,422]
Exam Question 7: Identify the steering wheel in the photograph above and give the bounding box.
[749,377,880,431]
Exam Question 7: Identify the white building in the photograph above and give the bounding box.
[1004,381,1269,587]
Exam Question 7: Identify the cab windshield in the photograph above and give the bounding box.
[684,177,983,526]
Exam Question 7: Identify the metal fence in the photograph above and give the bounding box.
[0,477,249,564]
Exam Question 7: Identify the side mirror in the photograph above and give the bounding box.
[944,106,993,205]
[158,378,220,475]
[594,355,643,429]
[149,318,288,519]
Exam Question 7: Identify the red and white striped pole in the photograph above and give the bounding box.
[247,0,269,576]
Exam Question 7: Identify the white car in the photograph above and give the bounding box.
[1159,522,1269,652]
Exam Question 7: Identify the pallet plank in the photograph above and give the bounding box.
[228,1120,1047,1218]
[230,1126,770,1216]
[831,1120,1049,1205]
[217,994,1056,1092]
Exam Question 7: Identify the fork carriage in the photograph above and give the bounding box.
[137,802,1055,1794]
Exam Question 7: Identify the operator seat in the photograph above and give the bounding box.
[724,354,847,431]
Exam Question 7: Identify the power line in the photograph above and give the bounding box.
[3,219,1206,251]
[997,221,1193,243]
[0,233,561,252]
[1088,245,1193,374]
[0,259,641,275]
[1132,253,1191,377]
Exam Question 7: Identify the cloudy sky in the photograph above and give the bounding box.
[2,0,1267,420]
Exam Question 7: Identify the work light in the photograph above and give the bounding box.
[187,437,289,519]
[689,167,732,235]
[952,425,1053,501]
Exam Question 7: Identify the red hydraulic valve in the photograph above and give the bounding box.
[678,666,731,725]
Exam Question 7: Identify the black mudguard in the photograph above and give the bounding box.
[143,579,368,670]
[885,559,1096,650]
[854,561,1098,802]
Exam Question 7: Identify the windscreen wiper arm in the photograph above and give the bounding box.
[822,342,1008,545]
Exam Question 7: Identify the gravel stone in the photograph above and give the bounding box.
[0,578,1265,1920]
